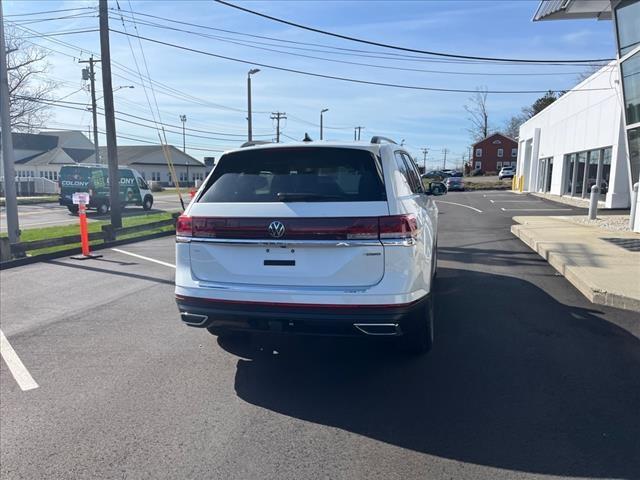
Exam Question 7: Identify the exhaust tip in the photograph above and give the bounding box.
[180,312,209,326]
[354,323,401,336]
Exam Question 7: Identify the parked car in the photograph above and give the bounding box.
[498,166,516,180]
[175,139,446,354]
[449,170,463,177]
[445,176,464,191]
[59,164,153,214]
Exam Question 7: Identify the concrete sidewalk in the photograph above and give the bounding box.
[511,216,640,312]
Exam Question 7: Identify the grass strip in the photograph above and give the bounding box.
[2,212,174,256]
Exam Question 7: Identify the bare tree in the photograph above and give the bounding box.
[503,113,526,139]
[6,26,58,132]
[464,87,490,142]
[575,64,604,84]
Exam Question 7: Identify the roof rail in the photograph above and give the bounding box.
[370,136,397,145]
[240,140,272,148]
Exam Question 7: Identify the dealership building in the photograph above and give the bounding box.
[517,0,640,232]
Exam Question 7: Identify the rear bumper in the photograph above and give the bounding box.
[175,294,430,336]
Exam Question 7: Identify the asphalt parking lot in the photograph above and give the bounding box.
[1,191,639,480]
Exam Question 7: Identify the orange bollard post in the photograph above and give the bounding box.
[79,203,90,256]
[71,195,102,260]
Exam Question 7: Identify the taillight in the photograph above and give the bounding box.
[177,215,419,242]
[378,214,419,240]
[176,215,192,236]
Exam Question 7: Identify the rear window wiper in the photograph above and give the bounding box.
[276,192,344,202]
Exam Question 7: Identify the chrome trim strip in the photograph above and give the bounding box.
[187,238,382,247]
[353,323,402,336]
[180,312,209,326]
[380,238,416,247]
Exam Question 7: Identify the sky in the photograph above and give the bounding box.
[4,0,616,167]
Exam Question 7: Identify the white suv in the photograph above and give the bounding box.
[175,137,445,353]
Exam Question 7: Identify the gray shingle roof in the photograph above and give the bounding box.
[97,144,204,166]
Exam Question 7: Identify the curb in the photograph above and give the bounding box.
[510,223,640,312]
[0,230,175,270]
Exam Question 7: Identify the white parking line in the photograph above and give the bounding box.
[0,330,38,391]
[500,207,573,212]
[111,248,176,268]
[490,200,544,203]
[436,200,483,213]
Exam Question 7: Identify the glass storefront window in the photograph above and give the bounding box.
[585,149,600,197]
[621,51,640,126]
[574,151,587,197]
[616,0,640,57]
[565,153,575,195]
[601,147,612,196]
[563,147,612,198]
[629,127,640,185]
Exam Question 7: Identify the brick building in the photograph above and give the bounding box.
[471,133,518,173]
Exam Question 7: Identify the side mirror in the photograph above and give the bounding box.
[428,182,447,196]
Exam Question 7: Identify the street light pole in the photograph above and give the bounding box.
[179,115,187,152]
[320,108,328,140]
[247,68,260,142]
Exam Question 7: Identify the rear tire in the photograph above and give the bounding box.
[96,201,109,215]
[399,297,434,355]
[67,205,79,214]
[142,195,153,211]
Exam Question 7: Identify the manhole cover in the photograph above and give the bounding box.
[601,237,640,252]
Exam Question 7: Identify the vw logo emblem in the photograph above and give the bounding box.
[268,220,285,238]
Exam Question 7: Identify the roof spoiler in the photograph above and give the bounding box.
[370,136,397,145]
[240,140,272,148]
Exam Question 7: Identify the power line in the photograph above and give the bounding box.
[19,29,100,39]
[16,96,241,147]
[110,28,613,95]
[214,0,614,64]
[110,8,607,71]
[10,22,272,114]
[110,15,594,78]
[107,12,608,77]
[4,7,96,17]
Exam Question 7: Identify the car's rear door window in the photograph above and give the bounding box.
[199,147,386,203]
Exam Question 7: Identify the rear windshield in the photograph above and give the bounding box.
[199,147,386,203]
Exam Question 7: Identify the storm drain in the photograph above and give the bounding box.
[601,237,640,252]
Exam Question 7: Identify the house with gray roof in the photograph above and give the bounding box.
[96,144,206,186]
[9,130,95,182]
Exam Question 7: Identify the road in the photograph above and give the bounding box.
[1,191,638,480]
[0,193,184,232]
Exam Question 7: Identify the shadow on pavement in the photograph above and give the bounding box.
[438,245,548,268]
[46,259,174,286]
[218,267,640,478]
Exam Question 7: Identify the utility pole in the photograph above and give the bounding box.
[320,108,328,140]
[271,112,286,143]
[421,147,429,172]
[354,126,364,141]
[247,68,260,142]
[0,1,20,245]
[79,56,100,163]
[442,148,449,170]
[99,0,121,228]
